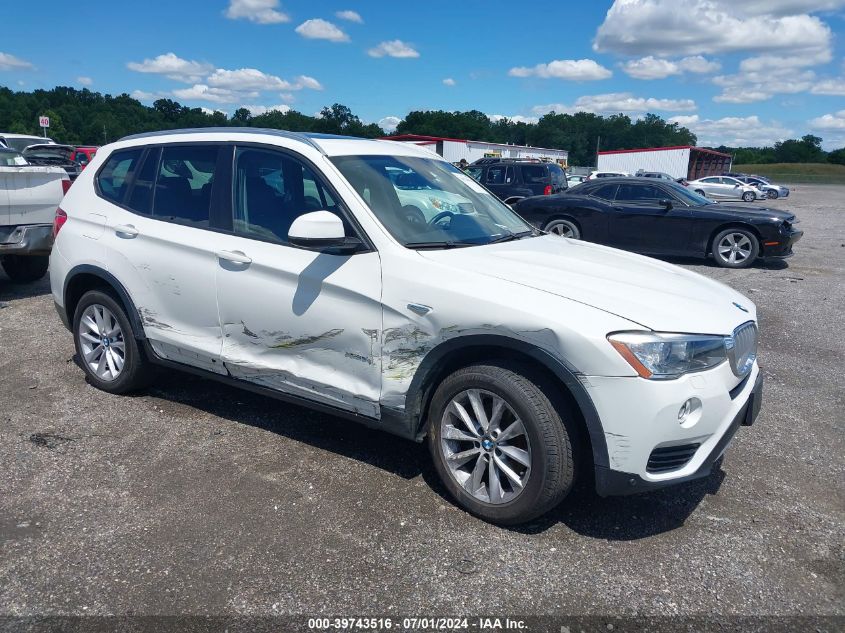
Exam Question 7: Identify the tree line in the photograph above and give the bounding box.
[1,86,843,166]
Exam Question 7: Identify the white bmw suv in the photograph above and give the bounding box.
[50,129,762,524]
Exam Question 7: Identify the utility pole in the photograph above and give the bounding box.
[595,135,601,168]
[103,124,107,145]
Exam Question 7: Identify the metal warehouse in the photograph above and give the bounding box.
[382,134,569,166]
[597,145,733,180]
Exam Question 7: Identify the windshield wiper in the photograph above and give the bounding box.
[486,230,536,244]
[404,241,473,250]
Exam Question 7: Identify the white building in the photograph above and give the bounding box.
[382,134,569,166]
[597,145,732,180]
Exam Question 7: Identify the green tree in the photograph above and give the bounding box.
[826,147,845,165]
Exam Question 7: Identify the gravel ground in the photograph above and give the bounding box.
[0,185,843,623]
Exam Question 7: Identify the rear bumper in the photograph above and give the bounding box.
[0,224,53,256]
[595,371,763,496]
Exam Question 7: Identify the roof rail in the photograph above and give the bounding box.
[118,127,327,154]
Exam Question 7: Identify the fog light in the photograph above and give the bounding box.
[678,399,693,422]
[678,397,702,427]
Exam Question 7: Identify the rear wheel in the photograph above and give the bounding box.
[1,255,49,283]
[741,191,755,202]
[73,289,153,393]
[427,362,575,525]
[544,218,580,239]
[712,228,759,268]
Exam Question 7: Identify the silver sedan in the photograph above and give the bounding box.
[687,176,761,202]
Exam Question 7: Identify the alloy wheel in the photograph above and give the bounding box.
[78,304,126,382]
[718,233,753,265]
[546,220,579,239]
[440,389,532,504]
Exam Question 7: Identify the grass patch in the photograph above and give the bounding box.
[733,163,845,184]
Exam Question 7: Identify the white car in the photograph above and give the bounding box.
[0,133,56,152]
[589,170,630,180]
[50,129,763,525]
[687,176,762,202]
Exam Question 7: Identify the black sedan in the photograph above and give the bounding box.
[513,177,803,268]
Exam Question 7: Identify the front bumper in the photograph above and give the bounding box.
[590,362,762,497]
[0,224,53,256]
[761,228,803,259]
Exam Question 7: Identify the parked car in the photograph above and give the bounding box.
[687,176,762,202]
[736,176,789,199]
[589,170,629,179]
[52,129,765,524]
[466,159,567,205]
[1,150,69,282]
[0,133,55,152]
[22,144,82,180]
[513,177,802,268]
[567,174,587,186]
[635,170,675,181]
[71,146,98,170]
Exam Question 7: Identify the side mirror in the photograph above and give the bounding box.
[659,198,673,210]
[288,211,362,253]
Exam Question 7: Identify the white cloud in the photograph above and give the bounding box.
[127,53,214,83]
[509,59,612,81]
[0,52,34,71]
[207,68,322,91]
[669,114,793,146]
[621,55,721,80]
[811,78,845,95]
[808,109,845,130]
[443,77,456,86]
[172,84,256,104]
[594,0,833,61]
[713,68,815,103]
[201,107,228,116]
[378,116,401,132]
[77,76,93,86]
[225,0,290,24]
[488,114,540,124]
[295,19,349,42]
[241,104,292,116]
[368,40,419,58]
[532,93,697,115]
[335,10,363,23]
[131,89,166,102]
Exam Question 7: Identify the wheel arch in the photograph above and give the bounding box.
[542,214,582,233]
[707,222,763,255]
[63,265,145,338]
[405,334,609,470]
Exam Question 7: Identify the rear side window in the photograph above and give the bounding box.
[521,165,547,184]
[616,184,665,202]
[151,145,218,225]
[126,148,160,214]
[97,149,143,204]
[548,164,566,187]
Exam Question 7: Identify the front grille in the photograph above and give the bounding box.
[728,321,757,377]
[647,443,701,473]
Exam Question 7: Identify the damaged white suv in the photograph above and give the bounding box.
[51,129,762,524]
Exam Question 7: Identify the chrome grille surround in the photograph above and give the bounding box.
[725,321,758,377]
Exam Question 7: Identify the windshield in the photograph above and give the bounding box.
[666,182,716,206]
[331,155,534,248]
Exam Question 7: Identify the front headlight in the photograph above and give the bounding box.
[429,197,459,213]
[608,332,728,379]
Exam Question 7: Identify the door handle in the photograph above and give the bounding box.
[216,250,252,265]
[114,224,139,237]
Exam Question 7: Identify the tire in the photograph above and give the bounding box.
[767,190,778,199]
[741,191,755,202]
[712,228,759,269]
[544,218,581,239]
[1,255,49,283]
[427,361,575,525]
[72,289,154,394]
[695,189,706,197]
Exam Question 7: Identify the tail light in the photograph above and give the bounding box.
[61,179,71,195]
[543,185,552,195]
[53,208,67,238]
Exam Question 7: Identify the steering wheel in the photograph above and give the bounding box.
[429,210,454,228]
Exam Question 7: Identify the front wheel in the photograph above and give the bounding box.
[544,218,581,239]
[767,190,779,199]
[73,289,154,393]
[695,189,706,197]
[1,255,49,283]
[712,228,759,268]
[741,191,755,202]
[427,362,575,525]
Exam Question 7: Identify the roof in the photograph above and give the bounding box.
[597,145,732,158]
[382,134,568,154]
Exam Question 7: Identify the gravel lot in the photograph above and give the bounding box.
[1,185,843,624]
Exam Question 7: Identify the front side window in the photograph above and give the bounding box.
[466,167,483,182]
[590,184,618,200]
[151,145,217,225]
[331,155,533,248]
[485,165,512,185]
[233,147,340,244]
[97,148,143,204]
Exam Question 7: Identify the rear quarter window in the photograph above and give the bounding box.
[520,165,548,184]
[96,149,143,204]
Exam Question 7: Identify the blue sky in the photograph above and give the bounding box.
[3,0,845,148]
